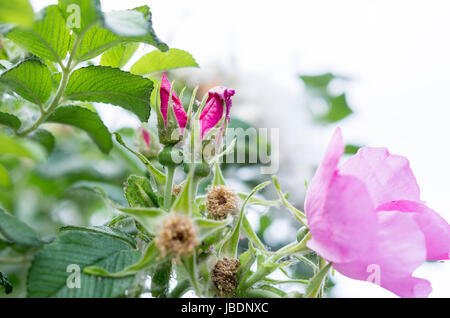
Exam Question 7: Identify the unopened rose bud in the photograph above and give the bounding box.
[138,128,160,159]
[158,73,188,145]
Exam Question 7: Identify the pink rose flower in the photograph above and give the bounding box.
[160,73,187,132]
[199,86,235,138]
[305,127,450,297]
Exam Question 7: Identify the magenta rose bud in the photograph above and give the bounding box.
[199,86,235,139]
[160,73,188,132]
[305,128,450,298]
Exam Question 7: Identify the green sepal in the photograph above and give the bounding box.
[84,241,166,278]
[304,262,333,298]
[219,181,271,259]
[114,132,166,187]
[115,206,167,236]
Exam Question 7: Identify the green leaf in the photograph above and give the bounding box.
[27,228,140,297]
[74,6,167,62]
[345,144,362,155]
[103,10,149,37]
[0,59,53,105]
[130,48,198,75]
[28,128,55,154]
[100,42,139,68]
[0,0,34,27]
[69,181,128,206]
[73,25,121,61]
[0,163,11,188]
[0,207,43,247]
[124,175,159,208]
[58,0,102,33]
[299,73,336,90]
[0,271,13,294]
[106,6,167,50]
[64,66,153,122]
[320,93,353,123]
[0,112,21,130]
[46,105,112,153]
[84,240,163,278]
[115,206,167,236]
[0,132,45,161]
[59,225,137,248]
[5,5,72,62]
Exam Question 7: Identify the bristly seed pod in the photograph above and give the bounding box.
[206,186,238,220]
[155,214,199,259]
[211,258,240,297]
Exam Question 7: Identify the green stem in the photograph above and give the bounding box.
[18,68,70,136]
[164,166,175,210]
[262,277,309,285]
[238,233,311,292]
[17,26,87,137]
[269,232,311,263]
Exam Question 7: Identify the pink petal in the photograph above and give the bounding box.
[307,174,377,263]
[160,73,187,131]
[339,147,421,207]
[333,211,429,298]
[142,129,150,148]
[377,200,450,260]
[305,128,344,222]
[200,86,235,138]
[305,128,378,263]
